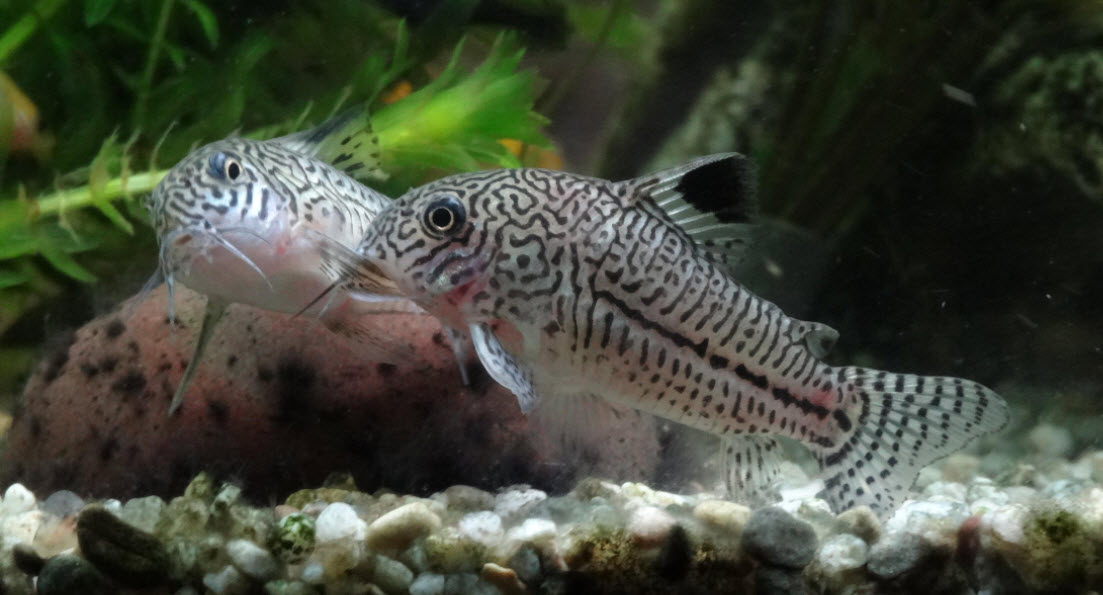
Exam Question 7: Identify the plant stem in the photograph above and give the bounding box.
[132,0,175,132]
[0,0,68,66]
[34,170,167,218]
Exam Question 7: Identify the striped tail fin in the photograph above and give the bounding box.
[814,367,1009,515]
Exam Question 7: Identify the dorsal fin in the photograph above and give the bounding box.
[270,107,388,183]
[622,153,758,272]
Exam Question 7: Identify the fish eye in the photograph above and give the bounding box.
[423,195,466,236]
[208,152,243,182]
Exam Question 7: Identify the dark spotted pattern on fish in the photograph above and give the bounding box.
[351,156,1009,514]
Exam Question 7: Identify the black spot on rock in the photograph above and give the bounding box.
[105,319,125,339]
[206,400,229,425]
[80,363,99,377]
[272,358,316,423]
[99,356,118,374]
[99,437,118,462]
[42,350,70,383]
[226,355,237,368]
[432,332,446,347]
[111,371,147,396]
[376,363,397,377]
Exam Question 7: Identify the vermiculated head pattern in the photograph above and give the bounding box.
[148,137,388,242]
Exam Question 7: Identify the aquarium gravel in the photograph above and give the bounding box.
[1,420,1103,594]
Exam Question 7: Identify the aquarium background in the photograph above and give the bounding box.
[0,0,1101,593]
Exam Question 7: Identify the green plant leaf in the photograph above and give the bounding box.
[181,0,219,48]
[84,0,119,27]
[0,268,29,290]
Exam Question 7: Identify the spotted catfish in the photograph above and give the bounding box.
[145,109,416,414]
[341,154,1009,514]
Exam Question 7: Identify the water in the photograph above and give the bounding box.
[0,2,1100,593]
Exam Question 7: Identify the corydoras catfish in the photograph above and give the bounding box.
[341,154,1009,514]
[145,109,414,414]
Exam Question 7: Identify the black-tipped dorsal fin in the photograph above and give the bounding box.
[623,153,758,272]
[270,106,387,183]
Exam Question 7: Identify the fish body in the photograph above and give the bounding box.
[146,110,409,413]
[347,154,1009,513]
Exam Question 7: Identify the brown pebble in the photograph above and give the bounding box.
[481,562,527,595]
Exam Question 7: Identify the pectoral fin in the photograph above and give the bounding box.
[469,323,539,414]
[168,296,227,415]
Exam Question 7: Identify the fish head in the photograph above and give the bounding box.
[148,137,366,309]
[356,174,504,327]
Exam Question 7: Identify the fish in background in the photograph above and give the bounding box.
[144,109,428,415]
[334,154,1010,514]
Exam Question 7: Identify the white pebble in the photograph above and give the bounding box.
[119,496,167,534]
[457,511,503,546]
[985,504,1027,545]
[1,484,36,515]
[410,572,446,595]
[817,533,869,573]
[922,481,968,502]
[202,564,250,595]
[626,505,675,547]
[1028,423,1074,458]
[368,502,442,550]
[300,561,326,584]
[620,482,687,508]
[0,510,43,546]
[494,488,546,521]
[314,502,366,543]
[505,517,557,546]
[693,500,751,534]
[885,500,969,544]
[226,538,280,581]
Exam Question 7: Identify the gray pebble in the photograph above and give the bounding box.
[755,566,809,595]
[507,545,541,584]
[77,504,171,587]
[410,572,446,595]
[41,490,85,518]
[372,554,414,594]
[36,554,114,595]
[867,533,931,579]
[263,579,319,595]
[227,538,281,581]
[741,507,817,569]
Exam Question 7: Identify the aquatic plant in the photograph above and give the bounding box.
[0,1,550,399]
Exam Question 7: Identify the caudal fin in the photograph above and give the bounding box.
[815,367,1009,515]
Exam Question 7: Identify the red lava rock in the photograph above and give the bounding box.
[1,285,659,500]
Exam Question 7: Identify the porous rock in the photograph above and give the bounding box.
[1,285,659,500]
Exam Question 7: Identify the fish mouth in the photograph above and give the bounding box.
[421,247,496,299]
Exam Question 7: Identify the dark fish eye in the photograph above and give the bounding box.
[208,152,243,181]
[423,195,466,236]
